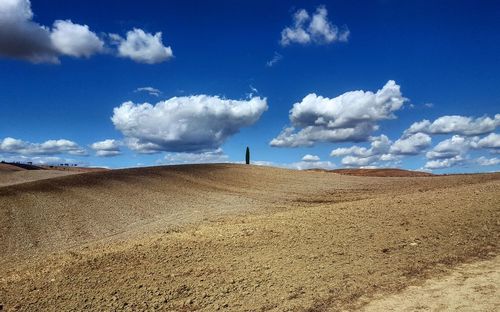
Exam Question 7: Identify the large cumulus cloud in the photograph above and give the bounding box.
[0,0,58,63]
[0,0,103,63]
[111,95,268,153]
[270,80,406,147]
[0,0,171,64]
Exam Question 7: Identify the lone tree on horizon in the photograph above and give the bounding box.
[245,146,250,165]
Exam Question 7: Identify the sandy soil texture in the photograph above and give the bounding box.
[360,256,499,311]
[0,164,499,311]
[0,169,79,187]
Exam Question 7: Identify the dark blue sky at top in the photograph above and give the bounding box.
[0,0,499,171]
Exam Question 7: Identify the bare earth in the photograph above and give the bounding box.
[0,169,79,187]
[0,163,105,187]
[360,256,500,312]
[0,164,498,311]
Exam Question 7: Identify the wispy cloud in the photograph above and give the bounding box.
[266,52,283,67]
[135,86,162,97]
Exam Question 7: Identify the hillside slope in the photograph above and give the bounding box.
[0,164,498,311]
[1,164,498,263]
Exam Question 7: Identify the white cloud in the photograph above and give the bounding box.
[0,1,171,64]
[111,28,173,64]
[340,155,380,167]
[422,133,500,170]
[135,86,162,97]
[266,51,283,67]
[0,137,87,156]
[161,148,229,164]
[281,9,311,45]
[404,114,500,137]
[331,135,391,157]
[425,135,472,160]
[477,133,500,149]
[270,80,406,147]
[251,160,277,167]
[0,0,104,63]
[330,146,369,157]
[90,139,121,157]
[302,154,320,161]
[329,135,396,167]
[112,95,268,153]
[424,155,464,170]
[390,132,431,155]
[280,6,349,46]
[475,156,500,166]
[0,154,81,166]
[246,85,259,98]
[240,158,336,170]
[50,20,104,58]
[0,0,32,21]
[0,0,58,63]
[288,160,336,170]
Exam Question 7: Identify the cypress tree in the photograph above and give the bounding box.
[245,146,250,165]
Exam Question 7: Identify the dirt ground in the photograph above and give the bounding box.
[360,256,499,311]
[0,164,499,311]
[0,169,79,187]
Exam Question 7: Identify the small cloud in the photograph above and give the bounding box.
[50,19,104,58]
[247,85,259,98]
[90,139,121,157]
[160,148,229,164]
[250,85,258,94]
[288,160,336,170]
[424,155,464,170]
[280,6,349,46]
[302,154,320,162]
[110,28,173,64]
[266,51,283,67]
[135,86,162,97]
[252,159,336,170]
[475,156,500,166]
[424,103,434,108]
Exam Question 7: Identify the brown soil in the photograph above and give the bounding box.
[0,163,26,172]
[0,163,108,187]
[0,169,80,187]
[37,165,109,173]
[0,164,498,311]
[360,256,499,311]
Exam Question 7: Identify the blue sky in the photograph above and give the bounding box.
[0,0,499,173]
